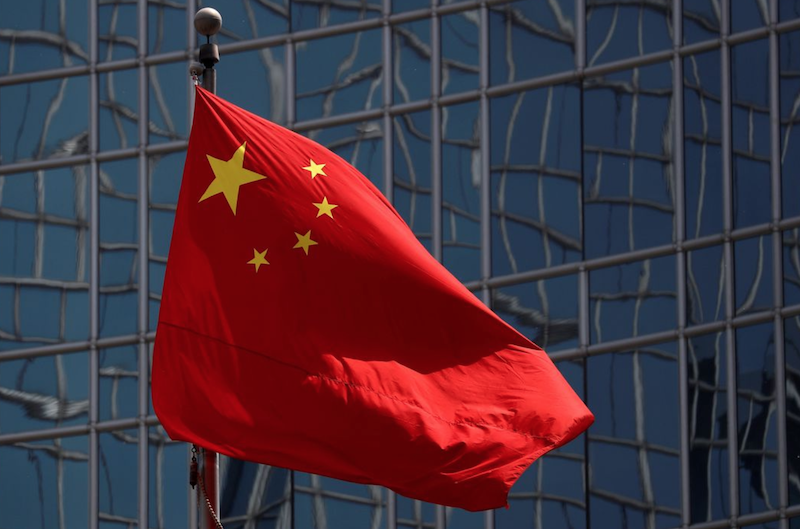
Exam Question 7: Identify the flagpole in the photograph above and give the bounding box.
[193,9,222,528]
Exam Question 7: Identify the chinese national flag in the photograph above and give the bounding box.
[152,86,593,511]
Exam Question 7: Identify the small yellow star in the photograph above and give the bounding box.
[247,248,269,272]
[313,197,338,218]
[199,142,267,215]
[303,159,327,179]
[293,230,318,255]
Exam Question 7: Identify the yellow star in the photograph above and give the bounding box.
[199,142,266,215]
[313,197,338,218]
[247,248,269,272]
[303,159,327,179]
[293,230,318,255]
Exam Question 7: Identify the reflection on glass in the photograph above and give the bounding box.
[225,47,287,126]
[736,324,779,515]
[498,359,586,529]
[393,111,432,249]
[394,19,431,104]
[684,50,723,239]
[0,436,88,528]
[492,275,579,353]
[786,316,800,509]
[1,0,89,75]
[782,0,800,22]
[731,39,771,229]
[295,30,382,122]
[99,159,139,337]
[221,457,291,528]
[0,77,89,164]
[687,245,725,325]
[99,430,138,523]
[731,0,769,34]
[441,11,479,95]
[588,345,681,529]
[780,31,800,219]
[442,102,480,281]
[291,0,378,32]
[0,166,90,348]
[202,0,288,42]
[590,256,676,344]
[304,121,383,190]
[683,0,720,44]
[586,0,672,66]
[148,0,185,54]
[491,85,581,275]
[149,62,188,144]
[99,69,138,152]
[397,495,435,529]
[584,61,674,258]
[0,351,89,433]
[149,425,188,529]
[689,332,730,523]
[99,0,137,62]
[785,229,800,306]
[489,0,574,85]
[99,346,138,421]
[734,236,773,316]
[295,473,386,529]
[149,151,185,330]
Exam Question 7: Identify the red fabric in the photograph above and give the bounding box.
[152,87,593,511]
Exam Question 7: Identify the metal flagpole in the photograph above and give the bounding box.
[192,9,222,528]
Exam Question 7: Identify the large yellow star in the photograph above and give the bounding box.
[199,142,266,214]
[303,159,327,179]
[247,248,269,272]
[313,197,338,218]
[293,230,318,255]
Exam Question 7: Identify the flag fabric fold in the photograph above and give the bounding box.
[152,86,593,511]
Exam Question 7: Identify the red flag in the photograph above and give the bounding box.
[152,86,593,511]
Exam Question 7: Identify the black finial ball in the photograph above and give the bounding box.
[195,8,222,37]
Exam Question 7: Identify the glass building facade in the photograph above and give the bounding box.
[1,0,800,528]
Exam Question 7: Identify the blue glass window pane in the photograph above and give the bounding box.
[684,0,720,44]
[295,30,382,122]
[291,0,379,31]
[1,78,89,164]
[586,1,672,66]
[0,351,89,433]
[489,0,575,85]
[736,323,779,515]
[688,332,730,522]
[590,255,676,344]
[0,0,88,75]
[442,102,480,282]
[684,50,723,239]
[394,20,431,104]
[225,47,287,126]
[99,430,139,522]
[0,436,89,529]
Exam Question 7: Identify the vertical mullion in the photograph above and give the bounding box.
[431,4,442,264]
[672,0,690,527]
[432,0,445,520]
[383,0,394,204]
[769,0,789,526]
[137,0,150,527]
[286,41,296,129]
[720,0,740,523]
[479,7,494,529]
[88,0,100,526]
[383,2,397,528]
[576,0,588,525]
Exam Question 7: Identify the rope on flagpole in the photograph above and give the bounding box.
[198,472,225,529]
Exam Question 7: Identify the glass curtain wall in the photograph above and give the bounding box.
[1,0,800,528]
